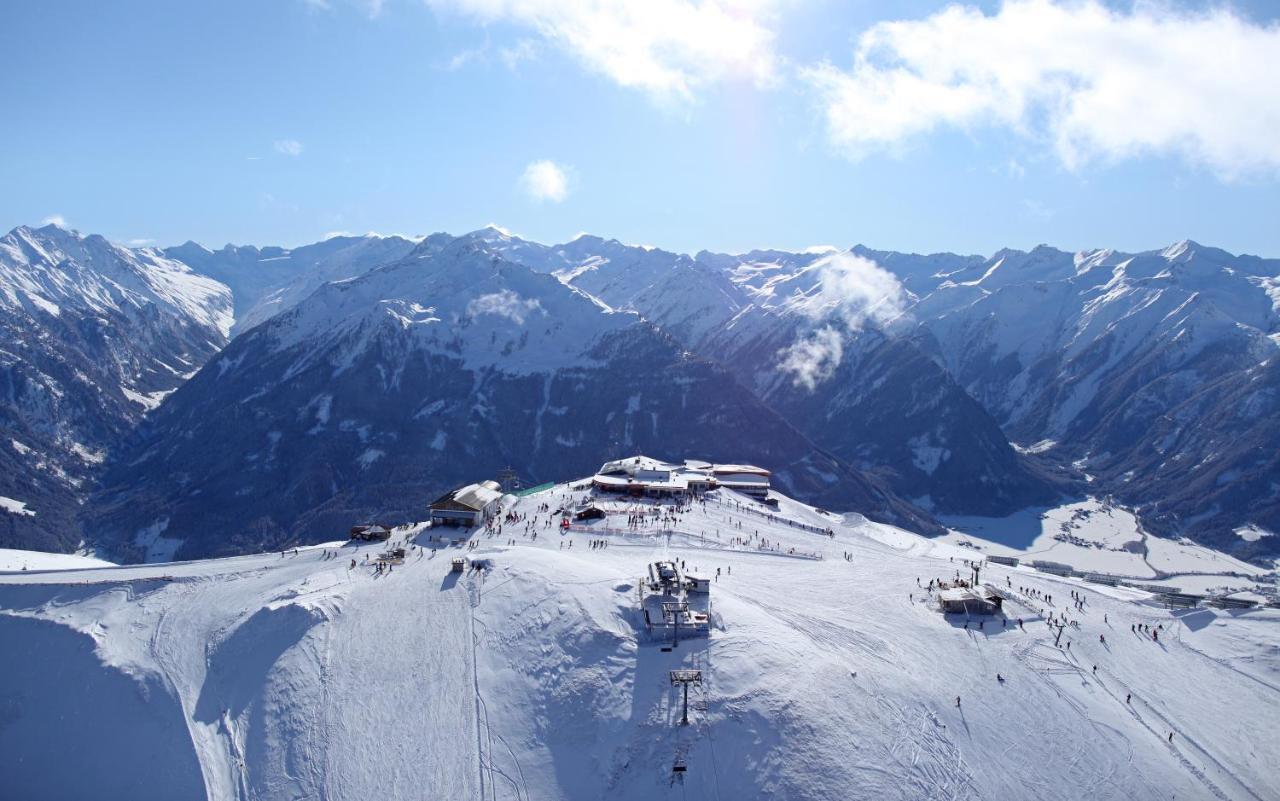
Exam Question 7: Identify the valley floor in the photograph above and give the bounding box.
[1,486,1278,800]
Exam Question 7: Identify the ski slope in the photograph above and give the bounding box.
[1,483,1278,801]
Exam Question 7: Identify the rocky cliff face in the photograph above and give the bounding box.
[0,224,232,551]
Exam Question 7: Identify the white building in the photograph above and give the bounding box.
[429,480,503,527]
[592,455,771,499]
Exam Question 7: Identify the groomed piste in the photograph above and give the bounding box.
[1,476,1278,801]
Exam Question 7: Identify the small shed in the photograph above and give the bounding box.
[451,557,466,573]
[574,504,607,521]
[350,524,392,541]
[685,574,712,594]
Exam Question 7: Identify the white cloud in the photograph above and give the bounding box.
[447,46,486,71]
[425,0,781,102]
[802,0,1280,178]
[126,238,156,247]
[798,251,908,330]
[778,252,908,390]
[303,0,383,17]
[499,38,539,71]
[40,214,67,228]
[519,159,570,203]
[466,289,544,324]
[778,325,844,391]
[274,139,304,157]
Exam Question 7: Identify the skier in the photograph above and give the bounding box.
[955,696,961,707]
[996,674,1004,683]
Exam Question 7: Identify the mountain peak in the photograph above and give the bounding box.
[1161,239,1203,260]
[474,224,517,240]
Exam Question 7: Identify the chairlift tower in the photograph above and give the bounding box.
[669,669,703,725]
[497,466,521,494]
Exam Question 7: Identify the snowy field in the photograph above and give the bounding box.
[2,485,1279,801]
[941,498,1271,586]
[0,547,116,572]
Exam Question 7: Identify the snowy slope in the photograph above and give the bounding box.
[1,224,232,337]
[3,480,1277,800]
[0,547,115,572]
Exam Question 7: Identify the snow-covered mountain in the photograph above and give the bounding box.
[909,241,1280,557]
[88,237,932,560]
[691,249,1063,516]
[2,221,1275,564]
[0,223,232,552]
[3,479,1277,800]
[165,234,416,336]
[449,233,1062,518]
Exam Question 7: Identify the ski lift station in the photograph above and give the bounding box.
[428,480,503,527]
[593,455,771,500]
[937,585,1005,616]
[640,560,711,642]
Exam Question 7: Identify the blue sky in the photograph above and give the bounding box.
[2,0,1279,257]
